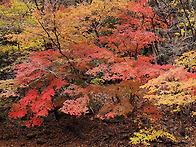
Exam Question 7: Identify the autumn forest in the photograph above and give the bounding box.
[0,0,195,146]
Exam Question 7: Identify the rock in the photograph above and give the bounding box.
[36,139,47,145]
[26,133,36,139]
[43,129,51,135]
[20,143,25,146]
[48,136,54,139]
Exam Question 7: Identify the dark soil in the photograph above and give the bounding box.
[0,109,137,147]
[1,105,196,147]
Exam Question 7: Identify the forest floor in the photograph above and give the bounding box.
[0,94,196,147]
[0,111,137,147]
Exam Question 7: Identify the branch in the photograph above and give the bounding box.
[24,1,80,75]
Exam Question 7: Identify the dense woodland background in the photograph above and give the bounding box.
[0,0,195,146]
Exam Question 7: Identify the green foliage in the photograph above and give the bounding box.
[130,126,176,146]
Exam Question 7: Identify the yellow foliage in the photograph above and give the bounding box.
[0,45,18,55]
[8,0,131,50]
[191,111,196,117]
[175,50,196,72]
[0,0,40,54]
[0,0,35,35]
[141,67,196,107]
[170,0,178,6]
[0,79,18,98]
[130,126,176,146]
[169,0,195,38]
[90,78,105,86]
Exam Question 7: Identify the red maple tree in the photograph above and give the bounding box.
[9,0,172,127]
